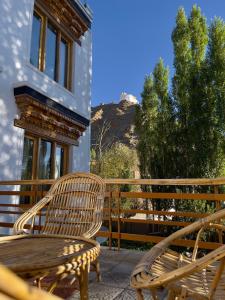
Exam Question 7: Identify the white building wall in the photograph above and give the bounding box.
[71,30,92,172]
[0,0,92,181]
[0,0,92,232]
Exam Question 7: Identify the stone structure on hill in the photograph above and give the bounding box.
[91,93,138,151]
[120,92,138,104]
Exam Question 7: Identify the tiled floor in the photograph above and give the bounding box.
[68,247,153,300]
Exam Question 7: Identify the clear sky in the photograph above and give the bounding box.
[83,0,225,106]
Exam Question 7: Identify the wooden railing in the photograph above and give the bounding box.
[0,178,225,250]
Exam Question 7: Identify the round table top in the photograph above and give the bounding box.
[0,235,100,277]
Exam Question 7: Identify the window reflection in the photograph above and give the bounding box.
[21,137,34,180]
[55,146,64,178]
[30,13,41,68]
[38,140,52,179]
[21,137,34,204]
[59,39,68,87]
[20,136,68,204]
[45,23,57,80]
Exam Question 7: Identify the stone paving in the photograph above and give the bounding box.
[68,247,153,300]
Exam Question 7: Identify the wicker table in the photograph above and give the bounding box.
[0,234,100,300]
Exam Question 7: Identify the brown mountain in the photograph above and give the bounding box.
[91,100,138,150]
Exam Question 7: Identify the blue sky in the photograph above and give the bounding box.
[83,0,225,106]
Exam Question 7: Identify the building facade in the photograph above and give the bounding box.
[0,0,92,183]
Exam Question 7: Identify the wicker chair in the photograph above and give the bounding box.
[0,263,61,300]
[131,208,225,300]
[13,172,106,281]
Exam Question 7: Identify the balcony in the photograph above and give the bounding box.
[0,178,224,299]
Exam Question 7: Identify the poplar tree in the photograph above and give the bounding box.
[136,64,173,211]
[202,18,225,176]
[153,58,174,179]
[172,5,209,178]
[188,5,209,178]
[136,5,225,182]
[136,5,225,223]
[153,59,175,212]
[171,7,191,177]
[136,59,172,180]
[135,75,158,179]
[207,18,225,136]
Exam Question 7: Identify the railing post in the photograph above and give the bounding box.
[108,191,112,250]
[117,188,121,251]
[214,185,222,243]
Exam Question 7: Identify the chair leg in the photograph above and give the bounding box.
[92,259,101,282]
[136,289,144,300]
[36,277,42,289]
[151,289,159,300]
[178,287,187,300]
[167,289,176,300]
[78,264,89,300]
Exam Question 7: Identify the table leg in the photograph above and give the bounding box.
[78,264,89,300]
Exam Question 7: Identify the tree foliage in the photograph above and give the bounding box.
[91,143,139,211]
[136,6,225,218]
[136,5,225,181]
[95,143,139,180]
[136,59,173,180]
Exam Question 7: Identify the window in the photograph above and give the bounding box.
[30,8,72,90]
[21,137,35,181]
[38,139,52,179]
[45,23,57,81]
[20,135,68,204]
[30,12,42,68]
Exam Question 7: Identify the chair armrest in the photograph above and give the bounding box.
[13,195,53,234]
[131,208,225,289]
[192,223,225,261]
[140,244,225,289]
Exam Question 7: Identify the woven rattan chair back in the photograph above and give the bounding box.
[42,173,105,238]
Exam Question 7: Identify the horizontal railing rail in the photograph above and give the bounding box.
[0,178,225,250]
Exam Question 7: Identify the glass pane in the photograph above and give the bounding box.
[30,12,42,68]
[38,140,52,179]
[55,146,64,179]
[45,23,57,80]
[21,137,34,204]
[21,137,34,180]
[59,39,68,88]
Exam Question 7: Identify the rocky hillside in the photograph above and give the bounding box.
[91,100,138,150]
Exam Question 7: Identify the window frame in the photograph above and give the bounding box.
[20,134,69,205]
[23,134,69,181]
[31,6,73,91]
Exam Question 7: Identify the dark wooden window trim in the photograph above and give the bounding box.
[31,6,73,91]
[20,134,68,204]
[24,133,69,180]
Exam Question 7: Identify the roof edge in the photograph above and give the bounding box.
[69,0,93,28]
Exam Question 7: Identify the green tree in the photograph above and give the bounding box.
[136,5,225,220]
[136,60,174,212]
[136,59,174,180]
[99,143,138,180]
[189,5,208,68]
[172,7,192,177]
[172,6,211,215]
[187,5,209,178]
[95,143,139,211]
[201,18,225,176]
[135,75,159,180]
[153,58,175,179]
